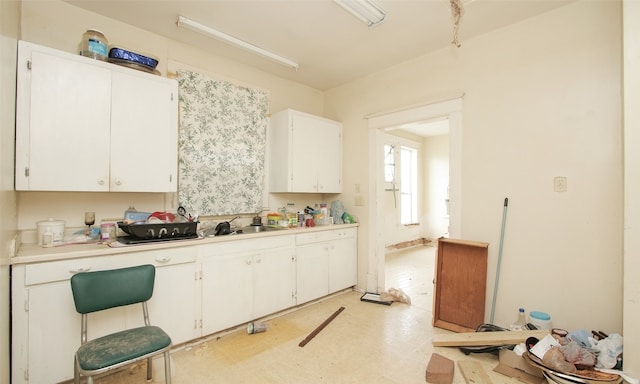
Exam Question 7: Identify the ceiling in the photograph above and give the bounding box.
[64,0,575,91]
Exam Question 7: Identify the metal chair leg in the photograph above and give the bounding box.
[146,356,152,381]
[164,351,172,384]
[74,356,80,384]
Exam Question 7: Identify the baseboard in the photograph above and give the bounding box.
[385,238,432,253]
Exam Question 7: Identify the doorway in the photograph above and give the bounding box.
[367,97,462,294]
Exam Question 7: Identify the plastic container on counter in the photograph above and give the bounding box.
[100,222,117,243]
[37,218,65,247]
[529,311,552,330]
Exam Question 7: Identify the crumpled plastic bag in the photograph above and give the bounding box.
[590,333,623,369]
[379,287,411,304]
[567,329,592,348]
[330,200,345,225]
[560,341,596,368]
[542,346,577,373]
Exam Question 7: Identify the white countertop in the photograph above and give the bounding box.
[13,223,359,265]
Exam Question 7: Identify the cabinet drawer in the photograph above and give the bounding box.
[296,230,335,245]
[24,247,197,286]
[334,228,356,239]
[199,235,294,256]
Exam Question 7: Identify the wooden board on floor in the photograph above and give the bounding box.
[458,360,493,384]
[432,330,549,347]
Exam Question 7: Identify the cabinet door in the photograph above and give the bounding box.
[315,120,342,193]
[16,45,111,191]
[290,113,322,192]
[26,282,79,383]
[201,253,253,335]
[253,248,295,319]
[110,71,178,192]
[296,242,329,304]
[27,282,126,383]
[132,262,200,345]
[329,235,357,292]
[433,238,488,333]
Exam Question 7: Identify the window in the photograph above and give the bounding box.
[400,145,418,224]
[383,140,420,225]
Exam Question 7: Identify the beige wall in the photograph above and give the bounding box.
[326,0,624,334]
[0,0,19,381]
[623,0,639,376]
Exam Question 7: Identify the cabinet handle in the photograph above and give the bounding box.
[114,179,122,186]
[256,258,261,264]
[155,256,171,263]
[69,267,91,273]
[246,260,252,265]
[97,178,105,186]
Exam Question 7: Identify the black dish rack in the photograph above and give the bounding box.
[117,221,199,240]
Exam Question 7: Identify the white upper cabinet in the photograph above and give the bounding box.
[15,41,178,192]
[269,109,342,193]
[109,71,178,192]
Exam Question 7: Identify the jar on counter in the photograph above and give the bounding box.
[80,29,108,61]
[100,222,117,243]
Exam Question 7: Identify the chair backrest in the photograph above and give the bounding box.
[70,264,156,314]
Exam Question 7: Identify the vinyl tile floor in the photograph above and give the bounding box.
[90,245,526,384]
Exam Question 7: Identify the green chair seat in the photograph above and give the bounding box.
[77,325,171,371]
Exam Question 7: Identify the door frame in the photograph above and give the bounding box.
[367,97,463,293]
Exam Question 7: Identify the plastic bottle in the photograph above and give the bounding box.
[42,229,53,248]
[313,204,322,225]
[320,203,328,225]
[510,307,527,331]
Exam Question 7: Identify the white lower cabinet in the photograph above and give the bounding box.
[11,247,197,384]
[200,236,295,335]
[11,226,356,384]
[296,227,358,304]
[329,228,358,292]
[296,241,330,304]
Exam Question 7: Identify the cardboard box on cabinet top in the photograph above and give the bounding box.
[494,349,545,384]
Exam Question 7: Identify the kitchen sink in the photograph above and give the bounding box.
[234,225,285,234]
[203,225,286,237]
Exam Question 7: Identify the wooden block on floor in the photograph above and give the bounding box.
[425,353,454,384]
[458,360,493,384]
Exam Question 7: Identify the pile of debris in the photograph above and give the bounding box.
[426,327,630,384]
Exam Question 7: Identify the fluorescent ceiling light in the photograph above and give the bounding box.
[176,15,299,70]
[334,0,386,28]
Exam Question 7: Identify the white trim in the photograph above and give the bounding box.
[367,97,462,293]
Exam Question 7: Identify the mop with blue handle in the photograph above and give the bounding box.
[490,197,508,324]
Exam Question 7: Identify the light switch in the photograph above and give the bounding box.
[554,177,567,192]
[355,195,365,206]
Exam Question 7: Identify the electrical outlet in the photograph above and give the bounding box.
[554,176,567,192]
[355,195,365,206]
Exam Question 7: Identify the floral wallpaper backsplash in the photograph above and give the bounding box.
[177,69,270,216]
